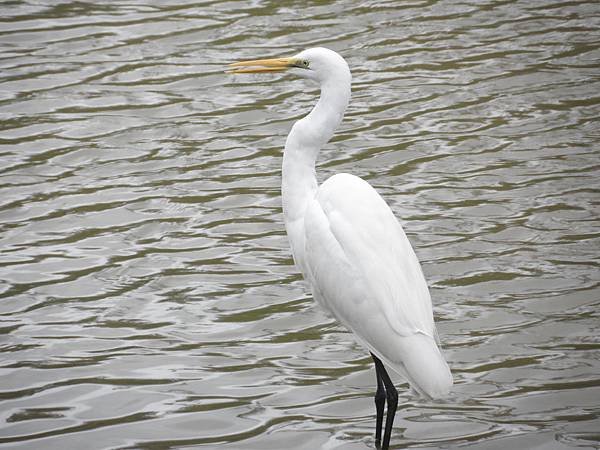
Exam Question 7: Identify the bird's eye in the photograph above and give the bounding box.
[302,60,310,68]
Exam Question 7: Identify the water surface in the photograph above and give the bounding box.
[1,1,599,449]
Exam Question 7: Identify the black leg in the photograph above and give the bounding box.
[372,354,398,450]
[371,353,386,448]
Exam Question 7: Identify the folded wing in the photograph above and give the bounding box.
[303,173,452,398]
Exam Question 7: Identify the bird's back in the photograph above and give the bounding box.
[301,173,452,398]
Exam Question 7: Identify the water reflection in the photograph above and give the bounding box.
[0,0,599,448]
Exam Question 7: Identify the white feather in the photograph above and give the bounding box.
[275,48,452,399]
[302,173,452,398]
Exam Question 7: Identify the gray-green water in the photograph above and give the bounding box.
[1,1,599,449]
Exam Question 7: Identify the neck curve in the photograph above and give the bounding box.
[282,75,351,215]
[286,76,351,158]
[281,73,351,267]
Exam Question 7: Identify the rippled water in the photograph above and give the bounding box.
[1,1,599,449]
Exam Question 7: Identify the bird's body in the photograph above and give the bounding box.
[298,173,451,397]
[229,47,452,449]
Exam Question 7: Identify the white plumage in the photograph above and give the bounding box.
[229,46,452,449]
[304,173,452,398]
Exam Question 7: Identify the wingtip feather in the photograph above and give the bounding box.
[387,333,453,399]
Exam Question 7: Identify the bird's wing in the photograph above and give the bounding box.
[302,173,452,398]
[303,172,436,340]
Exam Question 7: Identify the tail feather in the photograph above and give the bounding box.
[385,333,452,399]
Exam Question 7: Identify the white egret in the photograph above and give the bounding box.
[229,48,452,449]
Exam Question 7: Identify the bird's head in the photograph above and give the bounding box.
[228,47,350,85]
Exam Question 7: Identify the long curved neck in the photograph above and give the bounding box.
[281,75,350,269]
[282,78,351,224]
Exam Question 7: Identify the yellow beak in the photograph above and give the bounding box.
[227,57,297,74]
